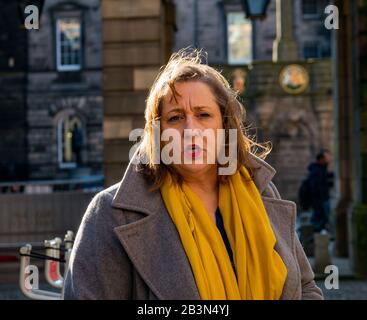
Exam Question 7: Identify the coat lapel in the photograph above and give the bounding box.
[111,153,297,300]
[111,161,200,299]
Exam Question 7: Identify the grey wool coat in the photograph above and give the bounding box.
[62,153,324,300]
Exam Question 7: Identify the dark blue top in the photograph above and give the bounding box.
[215,208,237,276]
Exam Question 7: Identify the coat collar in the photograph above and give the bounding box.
[111,152,276,213]
[110,153,297,300]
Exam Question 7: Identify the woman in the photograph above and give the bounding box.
[63,49,323,300]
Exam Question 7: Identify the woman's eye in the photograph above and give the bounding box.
[168,115,181,122]
[198,113,210,118]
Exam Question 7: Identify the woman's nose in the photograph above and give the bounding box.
[183,115,198,130]
[183,116,202,141]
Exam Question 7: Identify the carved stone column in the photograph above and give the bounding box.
[101,0,175,186]
[272,0,298,62]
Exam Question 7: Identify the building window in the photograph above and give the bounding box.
[302,0,319,18]
[303,42,321,59]
[57,115,84,168]
[227,12,253,65]
[56,17,82,72]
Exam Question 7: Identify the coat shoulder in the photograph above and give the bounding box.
[103,181,121,198]
[63,181,133,300]
[82,182,122,223]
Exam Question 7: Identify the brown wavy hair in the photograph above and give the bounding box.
[136,48,271,190]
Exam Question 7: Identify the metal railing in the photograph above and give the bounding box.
[18,231,75,300]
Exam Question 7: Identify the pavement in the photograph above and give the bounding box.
[316,279,367,300]
[308,256,356,280]
[307,244,367,299]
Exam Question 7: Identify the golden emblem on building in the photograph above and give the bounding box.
[279,64,309,94]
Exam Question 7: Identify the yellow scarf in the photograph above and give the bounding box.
[160,166,287,300]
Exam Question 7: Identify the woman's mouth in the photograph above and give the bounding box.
[184,144,203,160]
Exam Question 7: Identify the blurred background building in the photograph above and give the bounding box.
[0,0,103,185]
[173,0,331,63]
[0,0,366,298]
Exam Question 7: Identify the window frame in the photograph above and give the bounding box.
[226,11,253,65]
[53,9,84,73]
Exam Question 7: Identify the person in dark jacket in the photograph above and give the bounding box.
[308,150,334,232]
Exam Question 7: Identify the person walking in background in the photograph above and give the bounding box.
[307,150,334,233]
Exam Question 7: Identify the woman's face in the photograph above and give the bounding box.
[160,81,223,178]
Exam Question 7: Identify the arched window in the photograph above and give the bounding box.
[57,114,85,168]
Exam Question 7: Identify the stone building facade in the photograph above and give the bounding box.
[173,0,331,63]
[102,0,176,186]
[0,1,28,181]
[0,0,104,183]
[27,0,103,180]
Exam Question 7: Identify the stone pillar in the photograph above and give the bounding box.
[101,0,175,187]
[334,0,354,258]
[334,0,367,277]
[350,0,367,277]
[314,233,332,274]
[272,0,298,62]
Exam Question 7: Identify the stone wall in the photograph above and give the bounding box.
[0,0,28,181]
[172,0,332,63]
[26,0,103,180]
[102,0,176,186]
[173,0,226,63]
